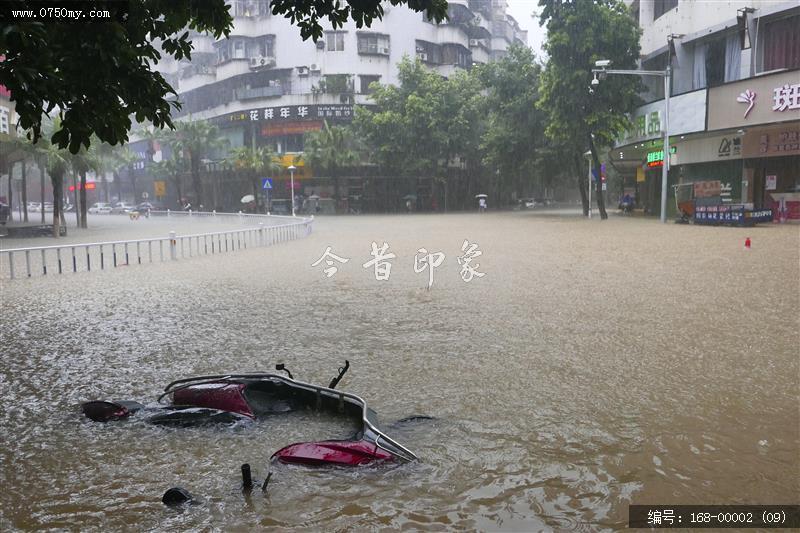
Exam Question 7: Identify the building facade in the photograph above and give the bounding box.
[612,0,799,220]
[134,0,527,210]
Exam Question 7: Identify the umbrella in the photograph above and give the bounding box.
[240,194,255,203]
[475,194,488,198]
[402,194,417,200]
[308,194,320,200]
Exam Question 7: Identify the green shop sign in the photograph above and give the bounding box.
[646,146,677,167]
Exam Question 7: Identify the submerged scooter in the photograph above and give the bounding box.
[81,361,417,466]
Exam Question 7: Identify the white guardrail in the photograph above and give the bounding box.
[0,210,314,281]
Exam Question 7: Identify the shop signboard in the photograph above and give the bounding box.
[261,120,323,137]
[741,126,800,158]
[708,70,800,131]
[694,204,773,225]
[765,175,777,191]
[213,104,355,126]
[670,133,744,165]
[616,89,707,146]
[694,180,721,198]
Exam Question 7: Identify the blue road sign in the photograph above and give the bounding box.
[261,178,273,190]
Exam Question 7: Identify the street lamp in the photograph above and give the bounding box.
[288,165,296,216]
[592,59,671,223]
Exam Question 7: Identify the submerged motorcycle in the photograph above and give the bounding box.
[82,361,418,466]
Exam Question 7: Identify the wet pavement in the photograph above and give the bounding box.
[1,210,798,530]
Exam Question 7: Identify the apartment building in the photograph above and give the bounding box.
[613,0,799,219]
[126,0,527,209]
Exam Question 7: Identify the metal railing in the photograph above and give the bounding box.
[0,210,313,281]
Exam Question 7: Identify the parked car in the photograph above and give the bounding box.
[28,202,41,213]
[111,202,135,214]
[63,203,75,212]
[43,202,54,213]
[88,202,112,214]
[132,202,155,212]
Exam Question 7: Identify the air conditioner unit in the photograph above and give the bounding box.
[249,56,275,69]
[310,63,321,73]
[316,40,325,50]
[417,52,428,61]
[297,66,309,76]
[380,47,390,55]
[469,39,480,47]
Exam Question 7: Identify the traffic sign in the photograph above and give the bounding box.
[261,178,273,190]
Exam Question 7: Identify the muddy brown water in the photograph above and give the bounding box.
[1,211,798,531]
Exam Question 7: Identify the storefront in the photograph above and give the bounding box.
[741,124,800,218]
[612,89,708,216]
[707,69,800,219]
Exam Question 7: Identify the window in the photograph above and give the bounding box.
[442,44,471,68]
[653,0,678,21]
[217,44,230,63]
[705,38,725,87]
[233,0,270,18]
[267,134,304,154]
[246,35,275,58]
[764,14,800,71]
[233,40,245,59]
[326,32,345,52]
[359,75,381,94]
[642,53,668,101]
[323,74,352,94]
[415,40,442,64]
[357,33,390,55]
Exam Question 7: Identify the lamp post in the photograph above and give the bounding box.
[288,165,296,216]
[592,60,671,223]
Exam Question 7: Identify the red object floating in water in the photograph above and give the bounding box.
[745,237,751,249]
[272,439,395,466]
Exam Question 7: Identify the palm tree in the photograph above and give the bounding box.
[37,119,70,237]
[171,119,228,208]
[227,145,282,212]
[68,145,96,228]
[6,135,39,223]
[303,121,359,211]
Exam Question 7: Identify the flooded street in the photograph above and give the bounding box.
[1,211,798,531]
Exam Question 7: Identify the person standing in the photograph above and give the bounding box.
[478,197,487,213]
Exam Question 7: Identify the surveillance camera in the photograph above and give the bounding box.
[591,77,600,87]
[588,86,594,95]
[595,59,611,67]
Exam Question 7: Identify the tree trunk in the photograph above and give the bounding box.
[80,170,88,228]
[252,173,258,212]
[588,135,608,220]
[21,160,28,222]
[574,155,589,216]
[6,160,13,223]
[52,173,63,237]
[171,173,183,209]
[39,158,46,224]
[72,172,80,226]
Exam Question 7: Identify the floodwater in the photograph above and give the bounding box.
[1,211,798,531]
